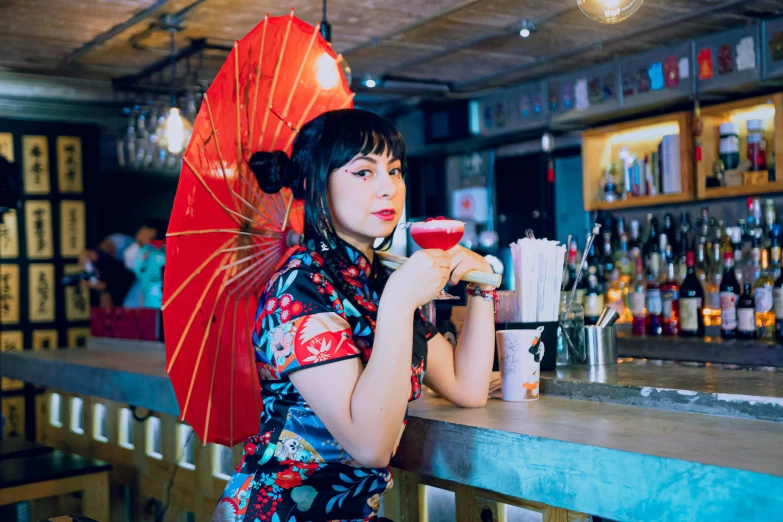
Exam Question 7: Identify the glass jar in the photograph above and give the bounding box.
[747,119,767,172]
[719,122,740,170]
[557,292,586,366]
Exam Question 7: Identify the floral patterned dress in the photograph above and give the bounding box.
[212,242,436,522]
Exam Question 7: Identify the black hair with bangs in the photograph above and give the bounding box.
[249,108,406,289]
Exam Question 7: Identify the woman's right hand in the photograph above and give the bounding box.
[386,249,451,309]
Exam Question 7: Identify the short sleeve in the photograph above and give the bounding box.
[255,267,361,377]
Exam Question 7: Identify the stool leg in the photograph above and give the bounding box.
[82,472,111,521]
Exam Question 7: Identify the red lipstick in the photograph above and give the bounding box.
[373,209,396,221]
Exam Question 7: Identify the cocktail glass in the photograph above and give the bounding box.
[409,219,465,300]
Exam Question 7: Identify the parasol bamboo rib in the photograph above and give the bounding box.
[204,93,243,218]
[167,228,267,238]
[168,251,237,373]
[181,255,232,420]
[236,172,284,225]
[162,236,237,310]
[232,190,275,227]
[203,295,231,444]
[281,194,295,230]
[233,255,278,299]
[270,22,320,151]
[258,9,294,152]
[230,299,238,447]
[220,243,277,272]
[283,81,333,152]
[183,157,256,226]
[224,248,278,287]
[222,243,267,253]
[340,90,356,109]
[248,13,269,148]
[234,42,245,204]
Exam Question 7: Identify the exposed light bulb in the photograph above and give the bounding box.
[316,53,339,90]
[165,107,185,154]
[577,0,644,24]
[365,78,377,88]
[519,19,535,38]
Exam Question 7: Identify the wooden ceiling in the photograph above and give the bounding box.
[2,0,783,105]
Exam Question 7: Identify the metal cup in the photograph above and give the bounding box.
[597,307,620,328]
[584,325,617,366]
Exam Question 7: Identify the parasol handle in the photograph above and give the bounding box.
[377,251,502,288]
[285,234,502,288]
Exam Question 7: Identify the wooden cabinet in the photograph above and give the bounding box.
[696,93,783,200]
[581,112,694,211]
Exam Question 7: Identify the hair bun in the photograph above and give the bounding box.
[249,150,295,194]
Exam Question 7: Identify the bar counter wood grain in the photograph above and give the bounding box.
[1,340,782,520]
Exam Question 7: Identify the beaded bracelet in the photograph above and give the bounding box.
[466,283,499,322]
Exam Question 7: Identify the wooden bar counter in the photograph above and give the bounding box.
[2,339,782,521]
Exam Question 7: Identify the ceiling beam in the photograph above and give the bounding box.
[65,0,173,64]
[454,0,760,91]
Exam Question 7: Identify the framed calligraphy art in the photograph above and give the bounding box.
[0,132,13,161]
[0,264,20,324]
[22,135,50,195]
[57,136,83,194]
[60,200,86,258]
[33,329,59,350]
[0,209,19,259]
[67,327,91,348]
[0,330,23,391]
[29,263,55,323]
[2,396,25,440]
[24,200,53,259]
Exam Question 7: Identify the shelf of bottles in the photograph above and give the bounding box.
[565,198,783,342]
[697,93,783,200]
[582,112,694,211]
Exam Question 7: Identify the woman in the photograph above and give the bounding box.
[212,109,496,522]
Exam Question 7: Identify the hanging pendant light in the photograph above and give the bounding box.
[163,30,191,154]
[577,0,644,24]
[320,0,352,86]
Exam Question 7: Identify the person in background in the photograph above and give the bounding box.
[80,220,166,308]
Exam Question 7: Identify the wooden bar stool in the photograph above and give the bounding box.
[0,449,111,521]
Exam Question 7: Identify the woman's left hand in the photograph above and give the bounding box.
[446,245,493,288]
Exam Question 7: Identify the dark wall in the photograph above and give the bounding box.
[93,171,178,242]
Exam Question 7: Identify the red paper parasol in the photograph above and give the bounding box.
[162,10,354,447]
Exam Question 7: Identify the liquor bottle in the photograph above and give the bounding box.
[631,256,646,335]
[695,238,708,289]
[629,220,642,260]
[661,255,680,336]
[765,199,777,244]
[646,216,661,276]
[737,283,756,340]
[720,252,741,339]
[680,252,705,337]
[744,235,761,287]
[771,232,782,281]
[584,266,604,326]
[754,249,775,341]
[646,252,663,336]
[774,254,783,343]
[662,213,675,253]
[731,228,745,289]
[678,211,691,248]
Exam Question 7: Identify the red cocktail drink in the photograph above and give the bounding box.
[410,220,465,251]
[409,219,465,300]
